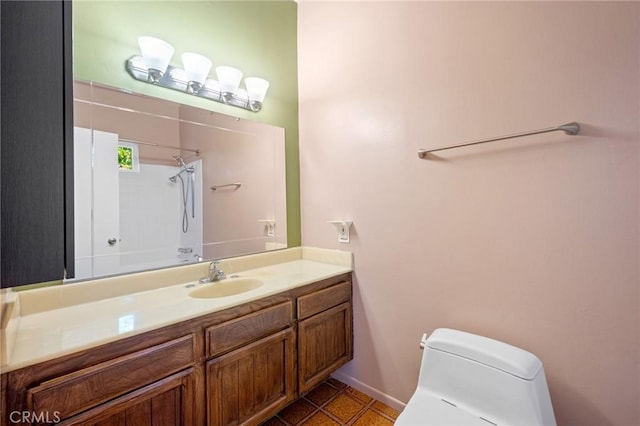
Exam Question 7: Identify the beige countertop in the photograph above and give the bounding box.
[0,247,352,373]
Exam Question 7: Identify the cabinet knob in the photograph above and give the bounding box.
[107,238,118,246]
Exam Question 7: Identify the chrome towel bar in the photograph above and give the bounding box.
[418,122,580,158]
[210,182,242,191]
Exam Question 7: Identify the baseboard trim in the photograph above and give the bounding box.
[331,371,407,412]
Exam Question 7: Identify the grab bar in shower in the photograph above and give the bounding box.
[210,182,242,191]
[417,122,580,159]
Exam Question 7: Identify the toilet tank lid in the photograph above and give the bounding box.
[426,328,543,380]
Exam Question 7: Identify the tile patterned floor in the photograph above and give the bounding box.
[262,378,400,426]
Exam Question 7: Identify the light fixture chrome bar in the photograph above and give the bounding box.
[418,122,580,159]
[210,182,242,191]
[126,56,257,112]
[120,137,200,156]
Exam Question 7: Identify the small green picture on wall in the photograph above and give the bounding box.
[118,145,134,170]
[118,141,139,172]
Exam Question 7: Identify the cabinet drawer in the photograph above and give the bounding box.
[58,368,195,426]
[207,302,293,358]
[27,334,195,420]
[297,281,351,320]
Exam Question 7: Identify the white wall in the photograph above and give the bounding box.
[73,127,93,279]
[119,161,203,272]
[298,2,639,425]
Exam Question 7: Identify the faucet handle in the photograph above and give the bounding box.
[209,260,226,280]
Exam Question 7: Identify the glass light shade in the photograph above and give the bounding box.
[244,77,269,103]
[244,77,269,111]
[181,52,212,90]
[216,66,243,101]
[138,36,174,82]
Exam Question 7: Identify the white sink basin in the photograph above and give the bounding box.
[188,278,263,299]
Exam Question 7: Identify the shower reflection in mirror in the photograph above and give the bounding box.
[168,155,196,233]
[74,127,203,280]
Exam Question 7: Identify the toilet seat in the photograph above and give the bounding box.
[395,391,490,426]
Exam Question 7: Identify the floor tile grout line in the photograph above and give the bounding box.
[348,399,376,425]
[276,398,318,426]
[321,393,370,426]
[275,414,293,426]
[298,407,344,426]
[369,403,400,422]
[292,407,320,426]
[304,385,345,410]
[318,407,352,426]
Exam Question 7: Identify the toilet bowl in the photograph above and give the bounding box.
[395,328,556,426]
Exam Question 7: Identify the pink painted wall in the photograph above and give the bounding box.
[297,2,639,425]
[74,82,181,165]
[177,110,287,259]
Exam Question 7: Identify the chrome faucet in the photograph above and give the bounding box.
[199,260,226,283]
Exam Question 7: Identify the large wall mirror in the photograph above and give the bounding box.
[70,80,287,281]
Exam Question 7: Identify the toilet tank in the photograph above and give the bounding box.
[418,328,556,426]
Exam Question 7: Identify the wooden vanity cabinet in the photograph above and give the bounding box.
[297,281,353,393]
[1,274,353,426]
[204,278,354,425]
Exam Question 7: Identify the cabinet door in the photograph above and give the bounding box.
[207,329,295,426]
[298,302,353,393]
[58,368,197,426]
[90,131,121,277]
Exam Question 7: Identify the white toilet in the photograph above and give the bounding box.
[395,328,556,426]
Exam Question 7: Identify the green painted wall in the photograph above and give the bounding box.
[73,0,301,247]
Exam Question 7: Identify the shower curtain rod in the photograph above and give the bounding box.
[119,138,200,156]
[417,122,580,158]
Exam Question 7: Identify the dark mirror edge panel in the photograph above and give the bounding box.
[64,0,75,281]
[0,1,72,288]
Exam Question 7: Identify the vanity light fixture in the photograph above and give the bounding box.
[126,36,270,112]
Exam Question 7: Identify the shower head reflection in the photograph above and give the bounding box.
[168,166,194,183]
